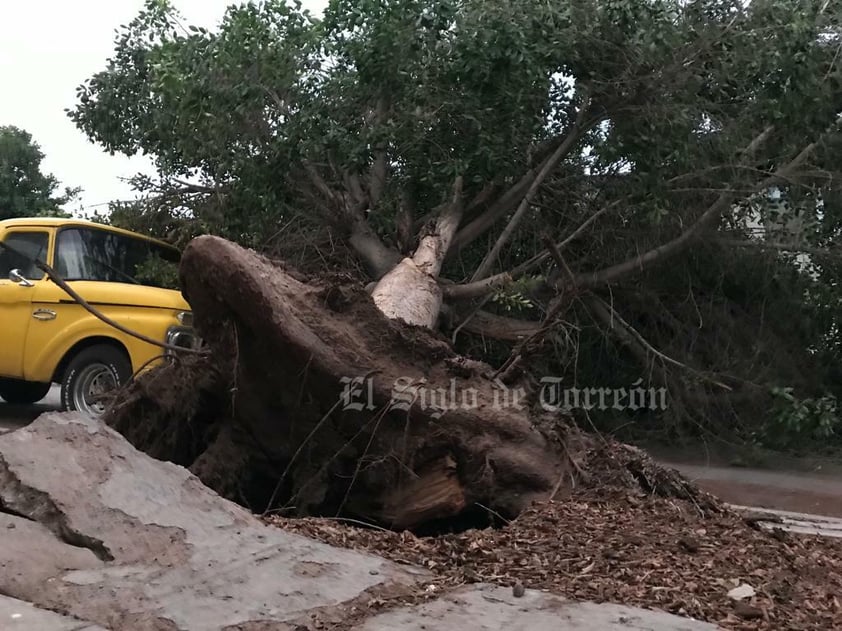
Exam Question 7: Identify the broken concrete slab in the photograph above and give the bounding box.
[0,594,107,631]
[0,512,102,597]
[354,584,719,631]
[729,504,842,539]
[0,412,426,630]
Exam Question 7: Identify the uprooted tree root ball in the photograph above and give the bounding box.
[105,235,719,530]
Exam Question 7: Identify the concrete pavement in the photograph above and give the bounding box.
[0,586,718,631]
[0,594,108,630]
[727,504,842,539]
[354,584,716,631]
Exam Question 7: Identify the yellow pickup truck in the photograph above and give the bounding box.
[0,217,200,416]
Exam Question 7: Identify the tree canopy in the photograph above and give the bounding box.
[0,125,78,219]
[70,0,842,451]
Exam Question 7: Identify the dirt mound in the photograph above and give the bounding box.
[269,490,842,630]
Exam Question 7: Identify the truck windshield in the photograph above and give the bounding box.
[55,227,180,289]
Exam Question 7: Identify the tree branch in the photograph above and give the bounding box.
[303,163,400,280]
[443,273,513,300]
[304,163,340,206]
[583,293,669,384]
[542,234,576,285]
[440,304,542,342]
[368,97,388,208]
[447,160,555,257]
[564,126,806,290]
[348,217,402,279]
[343,170,368,207]
[556,199,621,250]
[443,200,621,301]
[171,178,225,194]
[450,99,597,261]
[471,100,594,282]
[717,238,842,258]
[413,177,465,277]
[412,183,498,234]
[584,293,732,391]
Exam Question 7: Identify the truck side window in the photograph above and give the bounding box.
[0,232,48,280]
[55,227,179,288]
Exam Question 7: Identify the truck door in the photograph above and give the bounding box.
[0,229,51,378]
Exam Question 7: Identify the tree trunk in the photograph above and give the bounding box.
[370,177,464,328]
[104,235,718,531]
[370,257,444,328]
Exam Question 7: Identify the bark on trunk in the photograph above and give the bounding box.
[370,177,464,328]
[370,257,443,328]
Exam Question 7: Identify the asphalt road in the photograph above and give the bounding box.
[0,385,61,434]
[667,461,842,518]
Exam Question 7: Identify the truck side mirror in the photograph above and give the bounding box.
[9,269,34,287]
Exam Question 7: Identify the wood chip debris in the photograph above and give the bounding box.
[267,488,842,630]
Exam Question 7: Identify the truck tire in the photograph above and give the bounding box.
[61,345,132,417]
[0,378,51,405]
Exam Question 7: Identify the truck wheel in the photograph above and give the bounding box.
[61,345,132,418]
[0,378,51,405]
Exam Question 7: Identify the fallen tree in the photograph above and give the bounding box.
[78,0,842,503]
[105,235,716,530]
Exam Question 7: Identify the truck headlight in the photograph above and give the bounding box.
[165,325,201,353]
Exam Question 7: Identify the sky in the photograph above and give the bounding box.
[0,0,325,216]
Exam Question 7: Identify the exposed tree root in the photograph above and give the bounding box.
[104,236,721,531]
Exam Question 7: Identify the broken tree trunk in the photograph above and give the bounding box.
[105,236,717,530]
[370,177,464,328]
